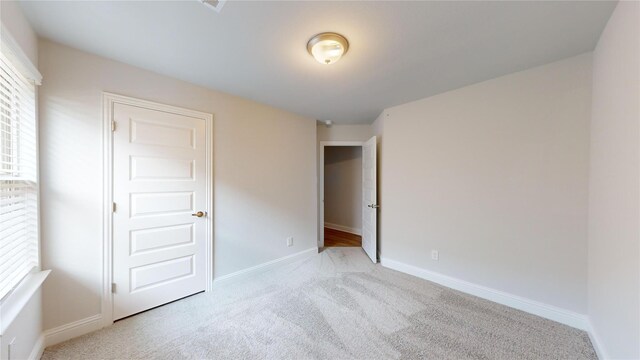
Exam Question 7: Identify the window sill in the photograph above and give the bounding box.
[0,270,51,335]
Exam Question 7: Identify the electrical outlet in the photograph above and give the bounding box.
[286,237,293,247]
[431,250,439,261]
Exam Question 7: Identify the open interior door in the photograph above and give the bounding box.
[362,136,378,262]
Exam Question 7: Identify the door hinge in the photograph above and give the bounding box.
[111,120,116,132]
[111,283,116,293]
[112,202,116,212]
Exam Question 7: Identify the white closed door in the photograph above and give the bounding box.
[112,101,208,320]
[362,136,378,263]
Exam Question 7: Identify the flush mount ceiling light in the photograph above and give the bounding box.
[200,0,226,13]
[307,32,349,65]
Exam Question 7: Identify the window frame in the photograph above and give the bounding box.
[0,22,45,335]
[0,50,40,300]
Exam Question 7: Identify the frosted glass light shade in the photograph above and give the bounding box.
[307,33,349,65]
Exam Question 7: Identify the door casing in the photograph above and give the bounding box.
[101,92,213,327]
[319,141,365,249]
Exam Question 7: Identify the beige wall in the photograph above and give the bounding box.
[380,53,592,313]
[324,146,362,233]
[1,0,38,66]
[38,40,317,331]
[317,124,372,142]
[588,2,640,358]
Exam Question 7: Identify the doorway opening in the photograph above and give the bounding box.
[324,146,363,247]
[320,137,377,263]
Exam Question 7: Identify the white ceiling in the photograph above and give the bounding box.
[19,1,616,124]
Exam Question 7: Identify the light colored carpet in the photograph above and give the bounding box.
[42,247,596,360]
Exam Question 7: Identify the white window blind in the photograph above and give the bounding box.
[0,52,38,300]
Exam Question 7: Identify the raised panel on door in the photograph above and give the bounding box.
[130,255,195,293]
[130,191,195,217]
[129,223,195,255]
[130,156,195,181]
[112,102,208,320]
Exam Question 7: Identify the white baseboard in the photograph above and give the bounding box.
[213,247,318,285]
[587,320,609,359]
[324,222,362,236]
[380,257,588,331]
[44,314,103,347]
[28,334,44,360]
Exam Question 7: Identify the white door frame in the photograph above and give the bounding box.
[319,140,364,248]
[101,93,213,327]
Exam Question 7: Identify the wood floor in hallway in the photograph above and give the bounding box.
[324,227,362,247]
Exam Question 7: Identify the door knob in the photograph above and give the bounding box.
[368,204,380,208]
[192,211,206,217]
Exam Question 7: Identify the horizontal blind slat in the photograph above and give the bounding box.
[0,261,36,299]
[0,242,33,275]
[0,50,39,300]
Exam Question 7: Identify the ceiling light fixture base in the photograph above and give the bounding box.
[307,32,349,65]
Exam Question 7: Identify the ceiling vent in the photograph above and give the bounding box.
[200,0,227,13]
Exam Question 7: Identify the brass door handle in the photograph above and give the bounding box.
[192,211,207,217]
